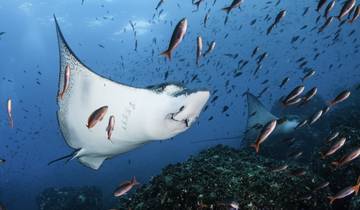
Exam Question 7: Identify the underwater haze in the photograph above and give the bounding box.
[1,0,360,209]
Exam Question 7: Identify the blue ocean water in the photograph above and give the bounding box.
[0,0,359,209]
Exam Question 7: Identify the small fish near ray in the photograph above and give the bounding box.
[160,18,188,61]
[52,16,210,170]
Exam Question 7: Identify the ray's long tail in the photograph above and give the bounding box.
[48,148,81,166]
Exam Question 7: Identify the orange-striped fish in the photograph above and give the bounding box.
[113,176,139,197]
[251,119,277,153]
[160,18,187,61]
[312,181,329,192]
[349,5,360,23]
[106,115,115,140]
[337,0,356,20]
[59,64,70,100]
[328,176,360,204]
[87,106,108,129]
[332,147,360,168]
[329,90,350,106]
[321,137,346,159]
[282,85,305,105]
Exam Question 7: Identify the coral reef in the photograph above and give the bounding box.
[115,145,330,210]
[37,186,102,210]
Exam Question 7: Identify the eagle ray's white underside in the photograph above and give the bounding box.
[55,17,210,169]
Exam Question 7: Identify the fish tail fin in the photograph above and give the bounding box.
[194,1,201,9]
[266,24,274,35]
[354,176,360,195]
[8,116,14,128]
[250,143,259,153]
[48,149,81,166]
[221,7,231,14]
[58,92,64,100]
[160,49,172,60]
[328,196,335,204]
[354,184,360,196]
[326,100,334,107]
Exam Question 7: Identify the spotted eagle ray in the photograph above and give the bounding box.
[191,92,300,144]
[245,92,300,140]
[51,16,210,170]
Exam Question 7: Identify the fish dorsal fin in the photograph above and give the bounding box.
[246,92,278,136]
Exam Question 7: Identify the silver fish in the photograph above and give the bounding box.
[337,0,356,20]
[7,98,13,128]
[283,97,302,106]
[349,5,360,23]
[317,0,328,12]
[318,17,334,33]
[326,131,339,143]
[309,110,323,125]
[324,0,336,18]
[196,36,203,66]
[300,87,317,105]
[313,181,330,192]
[321,137,346,159]
[222,0,244,14]
[203,41,216,57]
[282,85,305,104]
[329,90,351,106]
[296,119,308,129]
[302,69,316,82]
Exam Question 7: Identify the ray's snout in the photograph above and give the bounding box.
[173,90,210,126]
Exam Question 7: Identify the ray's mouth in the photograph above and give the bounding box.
[168,113,191,127]
[167,105,192,127]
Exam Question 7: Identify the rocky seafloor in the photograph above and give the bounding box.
[115,145,330,210]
